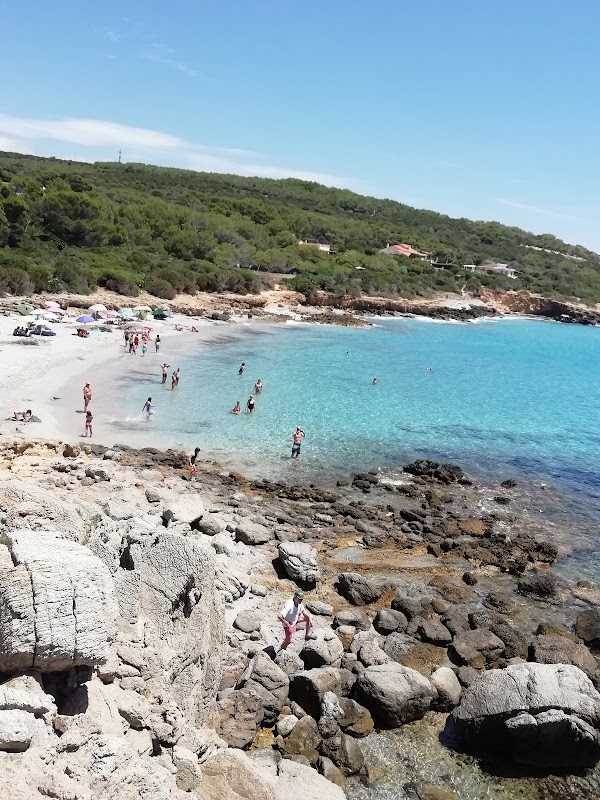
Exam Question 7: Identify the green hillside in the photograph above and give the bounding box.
[1,151,599,303]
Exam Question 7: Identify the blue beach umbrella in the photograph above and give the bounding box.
[76,315,95,323]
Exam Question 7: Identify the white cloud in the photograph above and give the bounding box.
[0,112,358,189]
[141,50,199,78]
[494,197,587,223]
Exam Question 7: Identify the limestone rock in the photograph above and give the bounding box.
[214,687,263,749]
[305,600,333,617]
[215,554,250,603]
[356,663,435,728]
[0,530,117,672]
[283,714,322,763]
[275,758,346,800]
[234,610,261,633]
[235,521,274,545]
[278,542,319,584]
[374,608,408,635]
[333,608,371,631]
[194,749,278,800]
[301,629,344,668]
[243,653,290,727]
[431,667,462,710]
[452,663,600,768]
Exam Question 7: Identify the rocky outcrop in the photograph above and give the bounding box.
[0,530,117,672]
[278,542,319,584]
[355,663,435,728]
[452,663,600,768]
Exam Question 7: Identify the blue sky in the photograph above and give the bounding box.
[1,0,598,250]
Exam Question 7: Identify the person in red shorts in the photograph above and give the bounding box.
[277,589,312,650]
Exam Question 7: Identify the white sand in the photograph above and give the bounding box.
[0,311,224,443]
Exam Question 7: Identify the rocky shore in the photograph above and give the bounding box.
[0,438,599,799]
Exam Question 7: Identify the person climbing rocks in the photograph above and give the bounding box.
[277,588,312,650]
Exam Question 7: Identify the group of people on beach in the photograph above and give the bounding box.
[124,330,161,357]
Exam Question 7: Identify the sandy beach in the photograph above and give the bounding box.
[0,308,245,444]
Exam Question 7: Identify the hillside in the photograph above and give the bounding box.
[1,151,600,303]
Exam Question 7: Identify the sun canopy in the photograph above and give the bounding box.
[44,301,61,309]
[16,303,34,315]
[89,303,107,312]
[76,315,95,323]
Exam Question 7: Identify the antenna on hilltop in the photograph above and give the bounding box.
[118,149,122,164]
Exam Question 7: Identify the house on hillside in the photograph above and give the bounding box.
[298,238,334,254]
[379,243,433,261]
[464,262,518,279]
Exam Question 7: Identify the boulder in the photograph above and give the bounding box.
[276,757,346,800]
[450,629,505,669]
[201,749,276,800]
[383,633,445,675]
[338,697,374,737]
[430,667,462,710]
[355,663,435,728]
[333,608,371,631]
[306,601,333,617]
[278,542,319,584]
[452,663,600,768]
[214,687,263,748]
[290,668,344,719]
[0,530,117,672]
[576,608,600,645]
[418,618,453,646]
[530,635,597,675]
[316,755,346,789]
[301,629,344,668]
[319,730,365,775]
[358,640,389,667]
[243,653,290,726]
[236,521,274,545]
[215,553,250,603]
[276,714,299,737]
[283,714,322,763]
[337,573,384,605]
[374,608,408,635]
[517,573,558,599]
[234,610,261,633]
[163,494,205,526]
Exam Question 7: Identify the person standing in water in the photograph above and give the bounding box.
[246,395,255,414]
[291,427,305,459]
[232,401,241,414]
[254,379,263,394]
[238,362,245,375]
[155,334,160,353]
[142,397,154,418]
[171,368,180,390]
[161,363,170,384]
[83,383,92,411]
[85,410,93,437]
[188,447,200,477]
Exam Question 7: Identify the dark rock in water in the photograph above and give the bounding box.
[451,662,600,768]
[355,663,435,728]
[374,608,408,635]
[576,609,600,645]
[493,495,511,505]
[517,572,558,599]
[336,572,384,606]
[319,730,365,775]
[403,460,465,484]
[333,608,371,631]
[501,479,518,488]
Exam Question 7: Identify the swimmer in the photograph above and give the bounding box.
[188,447,200,476]
[142,397,154,418]
[238,362,245,375]
[85,410,93,437]
[246,395,255,414]
[232,401,241,414]
[426,367,433,372]
[372,378,378,384]
[254,379,263,394]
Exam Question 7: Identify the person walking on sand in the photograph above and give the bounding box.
[291,427,305,459]
[188,447,200,477]
[161,362,170,384]
[246,395,255,414]
[141,342,147,357]
[124,330,130,347]
[277,589,312,651]
[83,383,92,411]
[171,368,180,390]
[142,397,154,418]
[155,334,160,353]
[85,410,93,437]
[238,362,245,375]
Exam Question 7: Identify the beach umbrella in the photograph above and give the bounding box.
[76,315,95,323]
[104,309,119,317]
[16,303,34,315]
[134,305,152,312]
[40,311,60,321]
[45,301,61,310]
[89,303,107,312]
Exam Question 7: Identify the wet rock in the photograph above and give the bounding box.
[338,697,374,737]
[576,609,600,645]
[235,521,273,545]
[283,714,322,763]
[501,479,518,488]
[374,608,408,635]
[333,608,372,631]
[403,460,465,484]
[452,662,600,768]
[419,786,456,800]
[337,572,384,605]
[278,542,319,584]
[517,572,558,599]
[355,663,435,728]
[319,730,365,775]
[234,610,261,633]
[431,667,462,710]
[450,629,505,669]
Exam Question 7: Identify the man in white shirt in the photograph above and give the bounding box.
[277,588,312,650]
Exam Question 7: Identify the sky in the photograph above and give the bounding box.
[1,0,599,251]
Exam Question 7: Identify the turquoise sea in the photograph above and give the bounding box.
[103,315,600,572]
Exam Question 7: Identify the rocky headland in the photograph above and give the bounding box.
[0,438,599,799]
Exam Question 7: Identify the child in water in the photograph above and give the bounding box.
[232,401,241,414]
[142,397,154,418]
[85,410,93,437]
